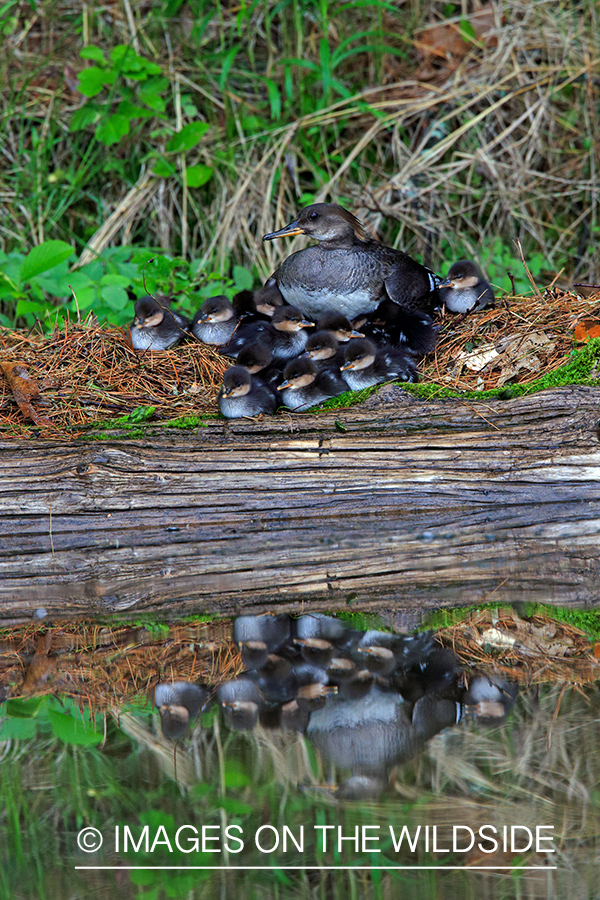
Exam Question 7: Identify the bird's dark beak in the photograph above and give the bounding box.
[349,329,365,338]
[438,277,453,288]
[340,362,354,371]
[277,380,291,390]
[300,319,315,328]
[263,219,305,241]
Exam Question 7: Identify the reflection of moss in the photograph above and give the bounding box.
[422,602,600,640]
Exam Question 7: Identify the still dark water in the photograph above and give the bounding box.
[1,608,599,900]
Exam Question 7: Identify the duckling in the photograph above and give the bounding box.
[438,260,495,313]
[294,613,348,642]
[340,338,417,390]
[278,356,349,411]
[191,295,237,345]
[253,279,286,317]
[234,614,291,650]
[294,637,335,668]
[354,299,438,357]
[153,682,208,741]
[223,700,259,731]
[130,296,189,350]
[315,312,364,342]
[218,366,278,418]
[304,330,346,372]
[269,305,315,361]
[263,203,440,319]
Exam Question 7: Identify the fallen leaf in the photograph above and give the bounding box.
[415,5,498,61]
[574,318,600,343]
[457,343,499,372]
[0,360,54,428]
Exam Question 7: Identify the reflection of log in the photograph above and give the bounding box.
[1,385,599,625]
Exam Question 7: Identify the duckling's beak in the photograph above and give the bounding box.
[438,276,454,288]
[340,362,355,371]
[300,318,315,328]
[263,219,305,241]
[349,329,365,338]
[277,379,292,390]
[221,386,233,398]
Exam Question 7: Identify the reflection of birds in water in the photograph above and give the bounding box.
[153,682,208,741]
[463,675,518,723]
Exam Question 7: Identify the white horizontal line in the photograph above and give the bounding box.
[75,866,556,871]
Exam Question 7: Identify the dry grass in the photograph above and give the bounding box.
[0,286,598,437]
[0,618,243,710]
[1,610,597,709]
[2,1,599,286]
[423,286,600,392]
[0,318,229,437]
[437,607,600,687]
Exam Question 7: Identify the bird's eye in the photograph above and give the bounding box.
[308,211,320,220]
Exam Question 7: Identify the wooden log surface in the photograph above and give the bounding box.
[1,385,600,625]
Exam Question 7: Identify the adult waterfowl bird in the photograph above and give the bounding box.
[340,338,417,390]
[218,366,278,418]
[130,296,189,350]
[438,260,495,313]
[263,203,440,320]
[191,295,237,345]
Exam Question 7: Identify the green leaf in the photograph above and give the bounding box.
[48,709,104,745]
[265,77,281,120]
[69,104,102,132]
[232,265,254,291]
[101,284,130,310]
[19,240,74,284]
[185,164,213,187]
[0,718,36,740]
[100,273,131,287]
[80,45,105,63]
[117,100,153,120]
[77,66,116,97]
[152,157,177,178]
[459,19,478,42]
[165,122,210,153]
[95,113,130,145]
[223,763,251,788]
[218,45,239,90]
[5,697,45,718]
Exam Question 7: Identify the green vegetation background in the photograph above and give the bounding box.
[1,0,599,331]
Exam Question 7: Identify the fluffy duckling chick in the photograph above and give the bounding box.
[191,295,237,345]
[294,613,349,642]
[269,305,315,361]
[218,366,278,418]
[130,296,189,350]
[253,279,286,317]
[236,342,284,390]
[439,260,495,313]
[263,203,440,319]
[354,300,437,358]
[340,338,417,390]
[154,682,208,742]
[278,356,348,411]
[294,637,335,668]
[304,330,345,371]
[316,312,364,342]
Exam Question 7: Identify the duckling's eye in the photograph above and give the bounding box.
[308,211,320,220]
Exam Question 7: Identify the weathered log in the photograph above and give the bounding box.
[1,385,599,625]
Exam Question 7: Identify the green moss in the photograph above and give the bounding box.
[422,602,600,641]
